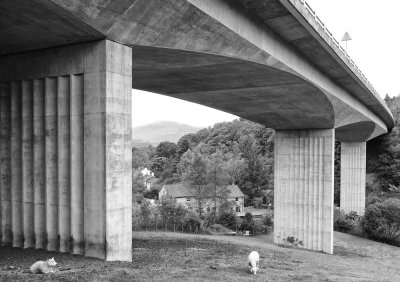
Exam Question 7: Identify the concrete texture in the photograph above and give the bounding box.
[11,82,23,248]
[340,142,366,215]
[22,80,34,249]
[274,129,334,254]
[0,40,132,261]
[33,78,46,249]
[0,83,11,245]
[70,74,84,255]
[45,77,59,252]
[58,76,71,253]
[0,0,393,139]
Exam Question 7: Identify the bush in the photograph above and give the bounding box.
[217,212,237,230]
[361,198,400,245]
[239,212,255,233]
[143,187,159,200]
[334,210,356,233]
[262,214,273,227]
[204,211,217,228]
[182,212,201,232]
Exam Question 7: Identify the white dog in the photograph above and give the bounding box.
[248,251,260,274]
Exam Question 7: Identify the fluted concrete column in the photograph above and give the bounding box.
[0,39,132,261]
[11,81,23,248]
[0,83,11,245]
[340,142,366,215]
[58,76,71,253]
[70,74,84,255]
[33,79,46,249]
[45,77,59,251]
[274,129,334,254]
[22,80,34,249]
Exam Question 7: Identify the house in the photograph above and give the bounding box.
[141,167,154,177]
[144,175,158,190]
[159,183,245,213]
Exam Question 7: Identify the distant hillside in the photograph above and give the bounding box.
[132,121,202,145]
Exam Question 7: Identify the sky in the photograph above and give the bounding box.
[132,0,400,128]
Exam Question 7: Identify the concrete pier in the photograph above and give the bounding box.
[11,82,23,248]
[70,74,84,255]
[22,80,34,249]
[33,79,46,249]
[340,142,366,215]
[45,77,59,252]
[58,76,71,253]
[274,129,334,254]
[0,83,11,245]
[0,40,132,261]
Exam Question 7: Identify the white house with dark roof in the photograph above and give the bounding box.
[159,183,245,213]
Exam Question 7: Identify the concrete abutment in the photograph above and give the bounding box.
[0,40,132,261]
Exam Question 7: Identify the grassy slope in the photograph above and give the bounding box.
[0,231,399,281]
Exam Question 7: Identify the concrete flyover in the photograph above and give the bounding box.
[0,0,394,259]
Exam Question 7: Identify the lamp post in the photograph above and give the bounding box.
[341,32,352,53]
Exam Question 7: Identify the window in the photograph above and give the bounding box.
[186,198,190,201]
[235,198,239,201]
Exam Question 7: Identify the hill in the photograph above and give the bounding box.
[132,121,202,145]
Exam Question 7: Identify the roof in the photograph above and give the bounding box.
[162,183,245,198]
[147,177,158,184]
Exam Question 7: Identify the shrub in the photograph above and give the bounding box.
[334,210,355,233]
[361,198,400,245]
[182,212,201,232]
[217,212,237,230]
[262,214,273,227]
[281,236,303,248]
[204,211,217,228]
[143,187,159,200]
[239,212,255,233]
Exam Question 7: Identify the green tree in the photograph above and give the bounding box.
[367,95,400,190]
[132,170,146,194]
[154,141,178,159]
[177,133,198,156]
[181,151,211,217]
[206,150,230,210]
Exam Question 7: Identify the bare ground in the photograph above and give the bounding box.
[0,231,399,281]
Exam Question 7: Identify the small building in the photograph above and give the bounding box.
[144,175,158,190]
[141,167,154,177]
[159,183,245,213]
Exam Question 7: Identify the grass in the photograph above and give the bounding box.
[0,231,399,281]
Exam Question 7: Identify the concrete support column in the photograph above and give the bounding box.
[0,39,132,261]
[84,41,132,261]
[11,82,23,248]
[33,79,46,249]
[274,129,334,254]
[45,77,59,251]
[70,74,84,255]
[58,76,71,253]
[0,83,11,245]
[22,80,34,249]
[340,142,366,215]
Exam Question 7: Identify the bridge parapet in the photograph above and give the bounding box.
[284,0,392,125]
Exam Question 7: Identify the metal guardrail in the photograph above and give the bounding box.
[297,0,379,98]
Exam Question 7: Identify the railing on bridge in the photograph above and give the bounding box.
[296,0,379,100]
